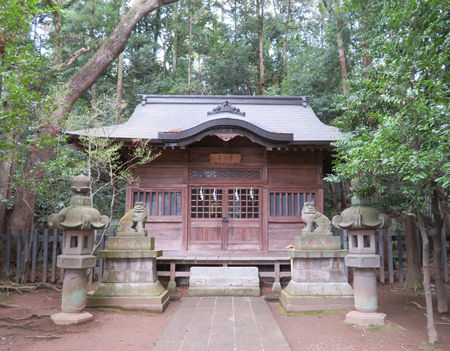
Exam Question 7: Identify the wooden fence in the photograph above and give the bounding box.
[0,228,114,284]
[0,227,448,285]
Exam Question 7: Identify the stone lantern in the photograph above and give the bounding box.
[332,180,390,327]
[48,175,108,325]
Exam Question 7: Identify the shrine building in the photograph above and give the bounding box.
[68,95,340,285]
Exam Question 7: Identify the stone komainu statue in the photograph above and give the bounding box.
[117,202,147,234]
[301,202,332,234]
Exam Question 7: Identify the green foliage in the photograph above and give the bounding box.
[68,94,160,220]
[329,0,449,214]
[1,0,359,227]
[0,0,55,155]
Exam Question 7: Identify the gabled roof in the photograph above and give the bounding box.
[67,95,340,147]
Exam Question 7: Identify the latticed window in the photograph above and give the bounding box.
[189,169,260,179]
[133,191,181,216]
[269,191,316,217]
[227,188,259,219]
[191,187,223,218]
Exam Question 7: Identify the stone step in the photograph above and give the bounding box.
[188,266,260,296]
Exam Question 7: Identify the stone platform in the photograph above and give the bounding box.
[280,243,353,312]
[87,249,169,312]
[188,266,260,296]
[153,297,290,351]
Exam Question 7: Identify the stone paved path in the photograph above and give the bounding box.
[153,296,291,351]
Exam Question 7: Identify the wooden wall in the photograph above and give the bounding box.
[127,138,325,254]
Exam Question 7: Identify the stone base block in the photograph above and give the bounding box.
[87,289,169,313]
[90,280,166,297]
[99,250,161,259]
[107,236,154,250]
[284,281,354,296]
[280,290,354,312]
[295,235,341,250]
[51,311,94,325]
[345,310,386,327]
[288,250,348,258]
[188,286,260,296]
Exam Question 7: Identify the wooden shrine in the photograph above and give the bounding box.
[68,95,340,287]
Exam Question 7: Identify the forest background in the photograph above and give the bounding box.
[1,0,357,231]
[0,0,448,343]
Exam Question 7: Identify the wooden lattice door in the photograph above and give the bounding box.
[225,187,261,250]
[188,186,262,251]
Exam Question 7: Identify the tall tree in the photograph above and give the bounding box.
[331,0,449,343]
[7,0,177,233]
[116,0,126,114]
[282,0,291,78]
[256,0,265,94]
[321,0,348,95]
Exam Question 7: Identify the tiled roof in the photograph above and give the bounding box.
[67,95,340,145]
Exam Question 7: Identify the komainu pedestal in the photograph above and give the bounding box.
[87,203,169,312]
[280,203,353,312]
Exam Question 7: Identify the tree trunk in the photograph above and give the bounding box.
[335,25,348,94]
[416,211,438,344]
[8,0,177,229]
[256,0,265,95]
[322,0,348,95]
[362,7,371,68]
[0,156,15,233]
[187,0,192,92]
[431,189,448,313]
[404,215,422,290]
[437,188,450,235]
[162,11,169,77]
[153,7,161,56]
[339,180,349,209]
[0,54,3,98]
[233,0,237,39]
[53,9,63,66]
[116,0,126,114]
[283,0,291,79]
[8,145,53,232]
[53,0,176,120]
[172,1,178,77]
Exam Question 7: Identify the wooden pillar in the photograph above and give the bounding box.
[272,261,281,292]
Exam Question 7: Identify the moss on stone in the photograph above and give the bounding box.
[277,303,346,317]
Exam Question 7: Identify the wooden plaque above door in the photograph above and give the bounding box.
[210,153,241,164]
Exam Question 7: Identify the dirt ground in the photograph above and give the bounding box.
[0,284,448,351]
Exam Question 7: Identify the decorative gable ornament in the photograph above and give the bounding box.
[207,101,245,117]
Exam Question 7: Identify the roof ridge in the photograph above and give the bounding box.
[138,94,308,107]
